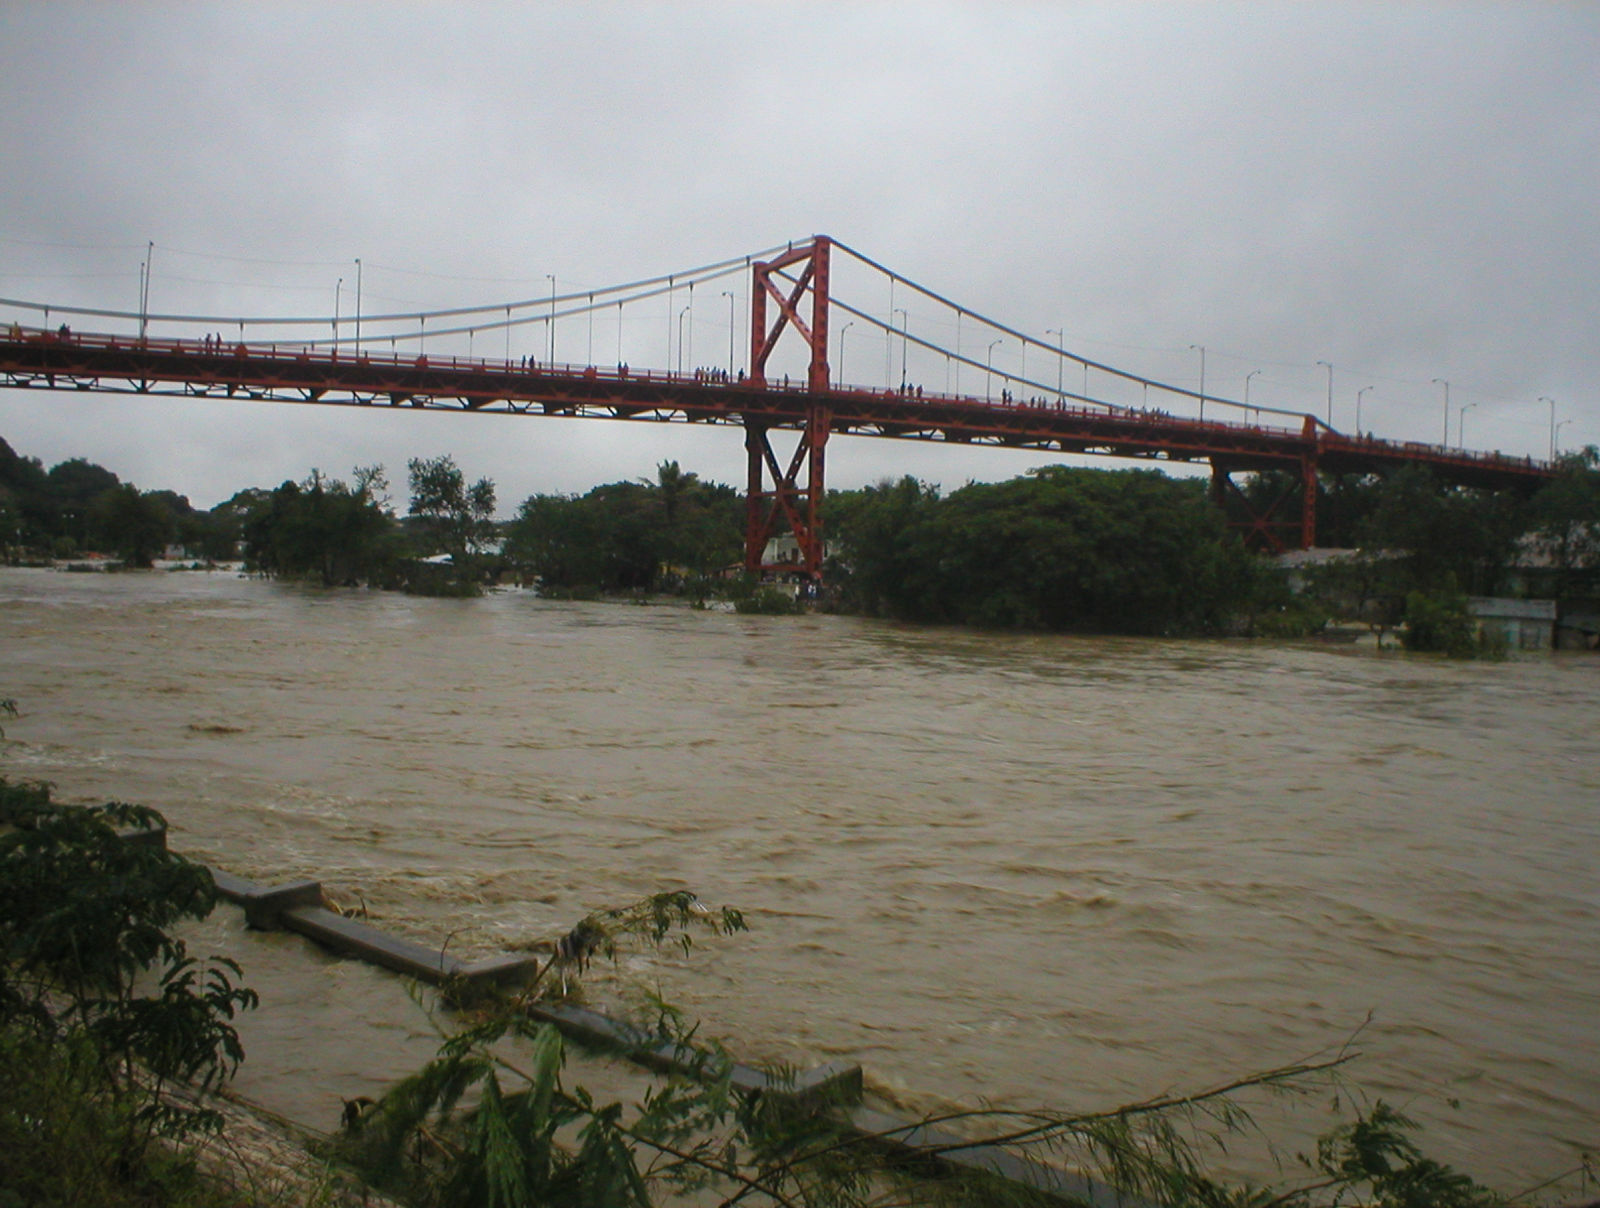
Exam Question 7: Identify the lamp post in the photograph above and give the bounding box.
[986,339,1002,403]
[334,277,342,351]
[839,320,854,384]
[1244,369,1261,420]
[139,240,153,343]
[893,308,908,391]
[1189,344,1206,421]
[546,274,556,363]
[1541,397,1556,460]
[1317,360,1333,427]
[1432,378,1449,444]
[677,306,690,374]
[354,258,362,355]
[722,291,735,377]
[1556,418,1574,454]
[1458,402,1477,446]
[1356,386,1373,434]
[1047,329,1064,398]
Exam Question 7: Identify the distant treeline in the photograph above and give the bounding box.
[3,433,1597,634]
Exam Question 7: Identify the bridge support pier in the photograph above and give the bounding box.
[744,407,830,581]
[744,237,833,581]
[1209,455,1319,553]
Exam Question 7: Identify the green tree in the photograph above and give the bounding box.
[48,456,122,549]
[0,490,20,562]
[1353,466,1525,598]
[241,466,396,586]
[832,467,1264,635]
[504,461,744,593]
[827,475,941,617]
[87,483,174,567]
[656,464,742,581]
[408,454,497,563]
[1526,445,1600,598]
[0,785,257,1156]
[175,505,241,562]
[0,436,54,550]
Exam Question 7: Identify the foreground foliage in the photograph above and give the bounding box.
[0,776,258,1204]
[334,892,1556,1208]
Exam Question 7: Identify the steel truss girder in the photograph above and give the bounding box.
[1211,458,1317,553]
[744,406,830,580]
[745,239,834,579]
[749,237,831,393]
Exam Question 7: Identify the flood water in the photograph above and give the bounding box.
[2,566,1596,1188]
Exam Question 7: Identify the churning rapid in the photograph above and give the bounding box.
[2,567,1596,1186]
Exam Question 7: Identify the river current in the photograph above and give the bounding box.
[2,567,1596,1187]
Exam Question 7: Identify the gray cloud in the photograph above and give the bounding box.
[2,2,1595,506]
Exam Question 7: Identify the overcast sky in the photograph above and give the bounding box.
[2,2,1596,511]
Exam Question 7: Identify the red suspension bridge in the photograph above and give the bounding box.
[0,236,1555,580]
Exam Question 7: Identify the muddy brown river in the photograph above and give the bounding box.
[2,566,1595,1188]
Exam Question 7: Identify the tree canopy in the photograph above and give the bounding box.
[503,460,742,592]
[407,454,497,563]
[830,466,1266,635]
[240,467,396,586]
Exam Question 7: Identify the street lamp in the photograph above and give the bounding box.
[1047,328,1064,398]
[546,274,556,363]
[1458,402,1477,446]
[677,305,690,374]
[1432,378,1449,445]
[838,320,855,384]
[334,277,342,351]
[1189,344,1206,421]
[722,291,735,377]
[1244,369,1261,420]
[138,240,154,343]
[986,339,1002,403]
[1356,386,1374,434]
[1317,360,1333,427]
[1556,418,1574,454]
[354,258,362,355]
[1541,397,1557,460]
[893,308,908,391]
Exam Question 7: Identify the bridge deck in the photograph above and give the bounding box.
[0,327,1554,493]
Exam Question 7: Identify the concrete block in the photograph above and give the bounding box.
[446,953,546,1004]
[208,868,260,902]
[207,868,326,930]
[848,1106,1144,1208]
[525,1001,862,1108]
[116,822,168,851]
[243,880,326,931]
[278,906,458,982]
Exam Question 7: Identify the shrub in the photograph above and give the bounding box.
[734,585,802,615]
[0,780,257,1186]
[1401,590,1479,657]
